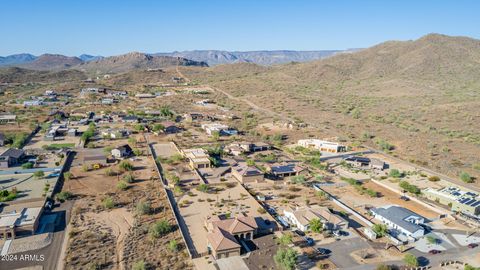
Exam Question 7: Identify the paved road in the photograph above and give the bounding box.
[317,237,371,269]
[342,233,480,270]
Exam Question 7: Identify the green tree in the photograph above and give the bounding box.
[277,234,293,246]
[274,248,298,270]
[403,253,419,267]
[372,224,388,237]
[12,133,28,148]
[399,181,421,195]
[21,162,33,169]
[426,235,437,244]
[388,169,402,178]
[309,218,323,233]
[460,172,474,183]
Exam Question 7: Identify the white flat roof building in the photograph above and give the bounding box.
[297,139,346,153]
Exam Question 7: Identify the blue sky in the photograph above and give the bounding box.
[1,0,479,56]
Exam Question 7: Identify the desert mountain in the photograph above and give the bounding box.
[281,33,480,84]
[18,54,83,71]
[154,50,355,66]
[75,52,208,73]
[79,54,104,62]
[0,53,37,66]
[183,33,480,179]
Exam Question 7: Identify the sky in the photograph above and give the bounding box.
[1,0,479,56]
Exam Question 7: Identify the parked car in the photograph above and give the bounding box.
[304,237,314,246]
[294,229,305,237]
[44,200,53,210]
[468,243,478,249]
[315,248,331,255]
[429,249,441,255]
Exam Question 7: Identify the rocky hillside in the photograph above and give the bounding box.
[0,67,87,83]
[283,33,480,83]
[75,52,208,73]
[18,54,83,71]
[184,33,480,181]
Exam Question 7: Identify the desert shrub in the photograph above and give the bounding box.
[168,239,178,252]
[56,191,73,202]
[63,171,73,181]
[149,219,172,238]
[34,171,45,179]
[132,260,146,270]
[116,181,128,190]
[388,169,403,178]
[197,184,209,193]
[103,197,115,209]
[257,207,267,214]
[136,201,152,215]
[428,176,440,182]
[123,173,135,183]
[291,175,306,184]
[104,168,116,176]
[119,160,134,171]
[375,138,394,151]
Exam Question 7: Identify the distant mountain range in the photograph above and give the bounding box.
[0,49,358,71]
[153,50,358,66]
[0,52,208,72]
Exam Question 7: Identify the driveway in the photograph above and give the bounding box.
[317,236,371,268]
[0,200,72,270]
